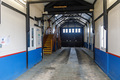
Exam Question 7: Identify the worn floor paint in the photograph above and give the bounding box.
[16,47,110,80]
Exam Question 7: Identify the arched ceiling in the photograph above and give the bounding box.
[47,13,92,27]
[28,0,95,27]
[60,22,84,28]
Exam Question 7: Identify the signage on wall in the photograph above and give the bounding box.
[0,36,10,46]
[38,34,40,45]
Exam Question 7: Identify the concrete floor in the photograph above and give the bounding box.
[16,47,110,80]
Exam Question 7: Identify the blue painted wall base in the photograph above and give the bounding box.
[28,48,42,69]
[84,42,88,48]
[95,48,107,74]
[95,48,120,80]
[0,48,42,80]
[108,54,120,80]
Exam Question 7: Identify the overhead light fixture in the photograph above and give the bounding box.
[15,0,26,6]
[54,6,67,8]
[55,14,58,17]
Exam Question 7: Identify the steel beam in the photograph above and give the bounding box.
[48,15,55,21]
[28,0,72,4]
[52,15,64,24]
[94,0,120,22]
[52,14,89,25]
[45,6,93,12]
[86,13,92,17]
[45,2,57,9]
[92,12,95,60]
[93,0,97,5]
[75,0,93,6]
[103,0,108,52]
[59,21,84,27]
[56,18,85,26]
[107,0,120,12]
[26,2,30,69]
[46,11,93,15]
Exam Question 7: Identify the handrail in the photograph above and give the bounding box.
[43,35,48,47]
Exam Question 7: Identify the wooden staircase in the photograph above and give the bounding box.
[43,26,61,54]
[43,35,54,54]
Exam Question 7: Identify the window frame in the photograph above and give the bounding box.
[100,26,106,51]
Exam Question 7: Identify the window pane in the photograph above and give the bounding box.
[100,26,106,51]
[101,26,104,48]
[78,28,81,33]
[66,29,68,33]
[63,29,65,33]
[32,28,34,47]
[75,29,77,33]
[72,29,74,33]
[104,29,106,49]
[69,29,71,33]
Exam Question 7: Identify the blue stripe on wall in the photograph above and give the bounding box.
[95,48,107,74]
[0,52,27,80]
[28,48,42,69]
[89,43,91,50]
[84,42,88,48]
[108,54,120,80]
[95,48,120,80]
[0,48,42,80]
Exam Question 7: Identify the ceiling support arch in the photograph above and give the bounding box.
[52,14,90,25]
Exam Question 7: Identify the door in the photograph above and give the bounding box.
[60,27,84,47]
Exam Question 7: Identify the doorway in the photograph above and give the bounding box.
[60,27,84,47]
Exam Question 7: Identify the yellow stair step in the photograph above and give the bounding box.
[44,45,51,47]
[44,48,51,49]
[44,50,51,51]
[44,52,52,54]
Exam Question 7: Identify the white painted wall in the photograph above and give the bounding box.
[84,26,88,43]
[95,17,103,49]
[0,5,26,56]
[108,3,120,56]
[89,19,94,50]
[107,0,117,8]
[94,0,119,53]
[3,0,26,13]
[84,20,94,50]
[0,0,44,56]
[94,0,103,20]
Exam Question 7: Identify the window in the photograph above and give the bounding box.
[69,29,71,33]
[72,29,74,33]
[63,28,81,34]
[75,29,77,33]
[28,32,30,47]
[15,0,26,6]
[100,26,106,51]
[63,29,65,33]
[78,28,81,33]
[32,28,34,47]
[66,29,68,33]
